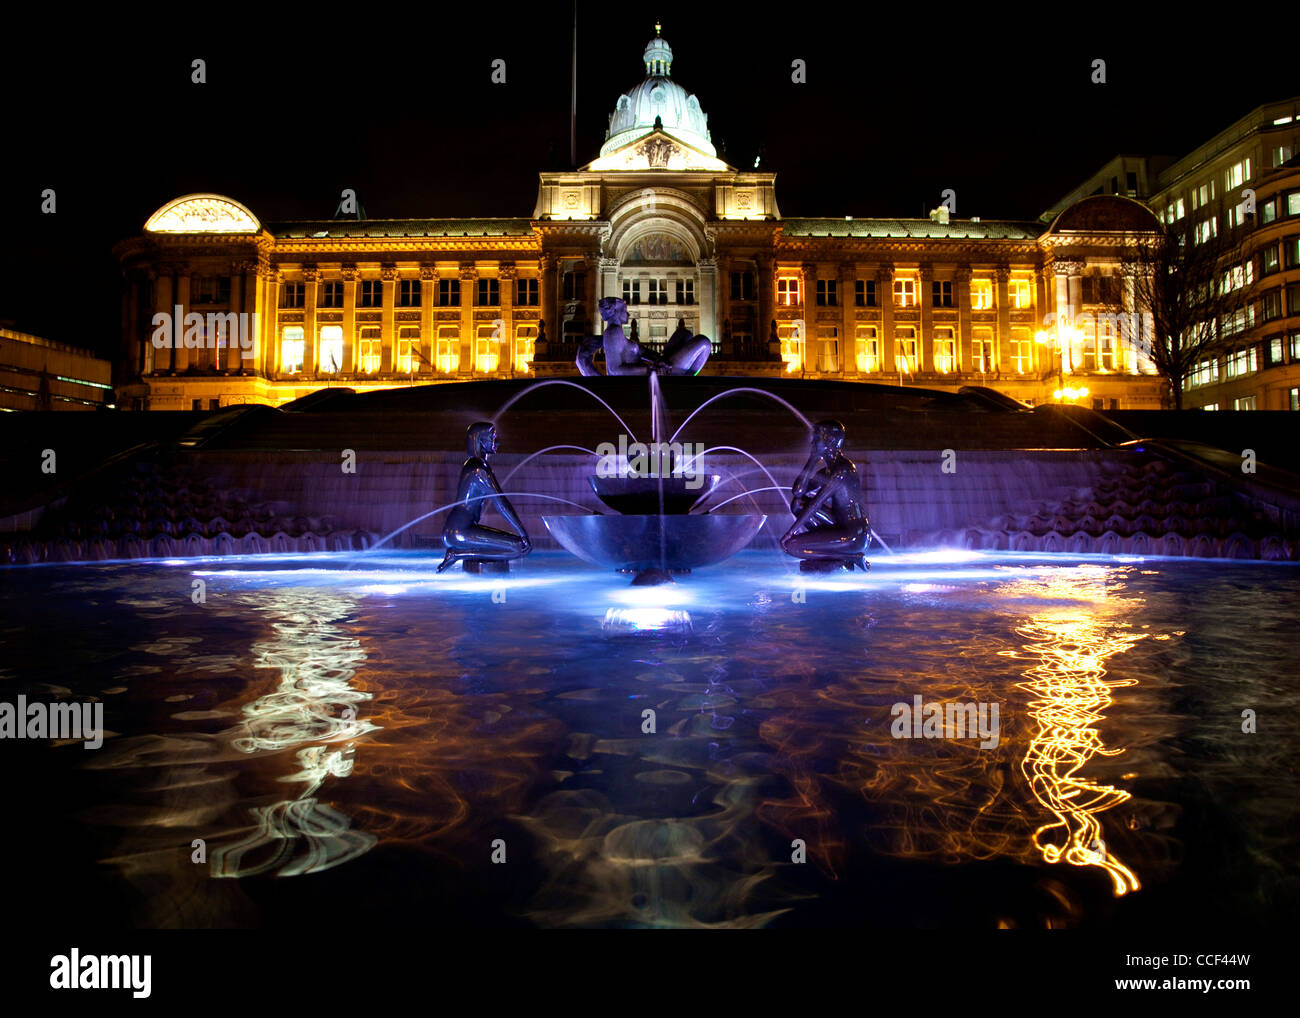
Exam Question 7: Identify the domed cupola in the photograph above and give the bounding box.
[599,24,716,159]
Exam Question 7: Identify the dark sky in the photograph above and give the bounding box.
[2,5,1294,357]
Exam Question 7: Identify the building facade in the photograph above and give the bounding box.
[0,327,113,412]
[1045,98,1300,411]
[115,28,1173,412]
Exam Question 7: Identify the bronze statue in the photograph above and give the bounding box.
[780,419,871,571]
[437,422,531,573]
[576,296,711,376]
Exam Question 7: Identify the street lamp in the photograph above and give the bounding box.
[1035,320,1085,402]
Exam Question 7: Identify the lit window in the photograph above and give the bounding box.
[1011,329,1033,374]
[972,328,995,372]
[280,326,304,373]
[777,278,800,305]
[515,324,537,373]
[436,326,460,373]
[895,326,918,372]
[1234,395,1257,410]
[1195,217,1217,244]
[894,278,917,307]
[855,326,879,372]
[1225,158,1252,190]
[397,326,420,373]
[358,327,381,373]
[1288,193,1300,216]
[817,325,839,371]
[970,279,993,310]
[319,325,344,373]
[1275,146,1294,168]
[281,282,304,309]
[1202,403,1220,411]
[1290,388,1299,411]
[933,327,956,372]
[475,324,499,373]
[1008,279,1031,309]
[777,323,802,372]
[1225,347,1258,378]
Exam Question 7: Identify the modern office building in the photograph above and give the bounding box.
[0,326,113,412]
[1044,98,1300,410]
[114,26,1201,412]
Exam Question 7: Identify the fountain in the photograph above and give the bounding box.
[540,371,767,584]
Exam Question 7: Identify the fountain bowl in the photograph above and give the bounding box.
[542,513,767,573]
[588,475,721,515]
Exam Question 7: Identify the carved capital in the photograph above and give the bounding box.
[231,259,258,276]
[994,264,1011,283]
[1051,259,1083,276]
[459,262,477,282]
[419,264,437,281]
[379,264,399,281]
[919,265,934,283]
[540,253,557,272]
[301,265,320,282]
[954,264,972,283]
[498,262,517,281]
[340,263,359,281]
[838,261,856,280]
[875,263,895,283]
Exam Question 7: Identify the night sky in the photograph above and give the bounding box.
[2,6,1294,357]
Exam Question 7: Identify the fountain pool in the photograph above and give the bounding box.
[2,547,1297,930]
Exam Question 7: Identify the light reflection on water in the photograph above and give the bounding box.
[4,550,1298,928]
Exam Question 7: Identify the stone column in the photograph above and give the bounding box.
[838,261,854,377]
[262,265,279,378]
[1051,259,1080,373]
[582,256,599,339]
[1066,268,1083,374]
[1121,265,1140,374]
[226,271,243,372]
[153,269,173,373]
[499,262,516,377]
[342,264,358,375]
[379,265,397,374]
[239,263,257,373]
[800,261,817,375]
[995,265,1011,377]
[757,253,775,359]
[717,254,732,356]
[1036,268,1051,375]
[540,253,558,357]
[300,267,318,376]
[878,264,895,375]
[459,263,477,375]
[174,272,191,373]
[919,266,934,374]
[955,264,972,374]
[599,257,618,301]
[698,258,717,346]
[419,265,435,377]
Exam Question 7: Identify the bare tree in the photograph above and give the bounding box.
[1117,217,1250,409]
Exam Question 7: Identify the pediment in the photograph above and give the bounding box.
[586,129,731,173]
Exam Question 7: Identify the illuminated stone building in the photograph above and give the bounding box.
[114,26,1169,412]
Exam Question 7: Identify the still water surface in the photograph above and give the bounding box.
[1,550,1295,929]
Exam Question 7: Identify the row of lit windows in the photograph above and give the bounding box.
[1189,332,1300,387]
[279,277,540,310]
[622,278,696,305]
[277,323,538,376]
[773,325,1132,375]
[771,277,1036,309]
